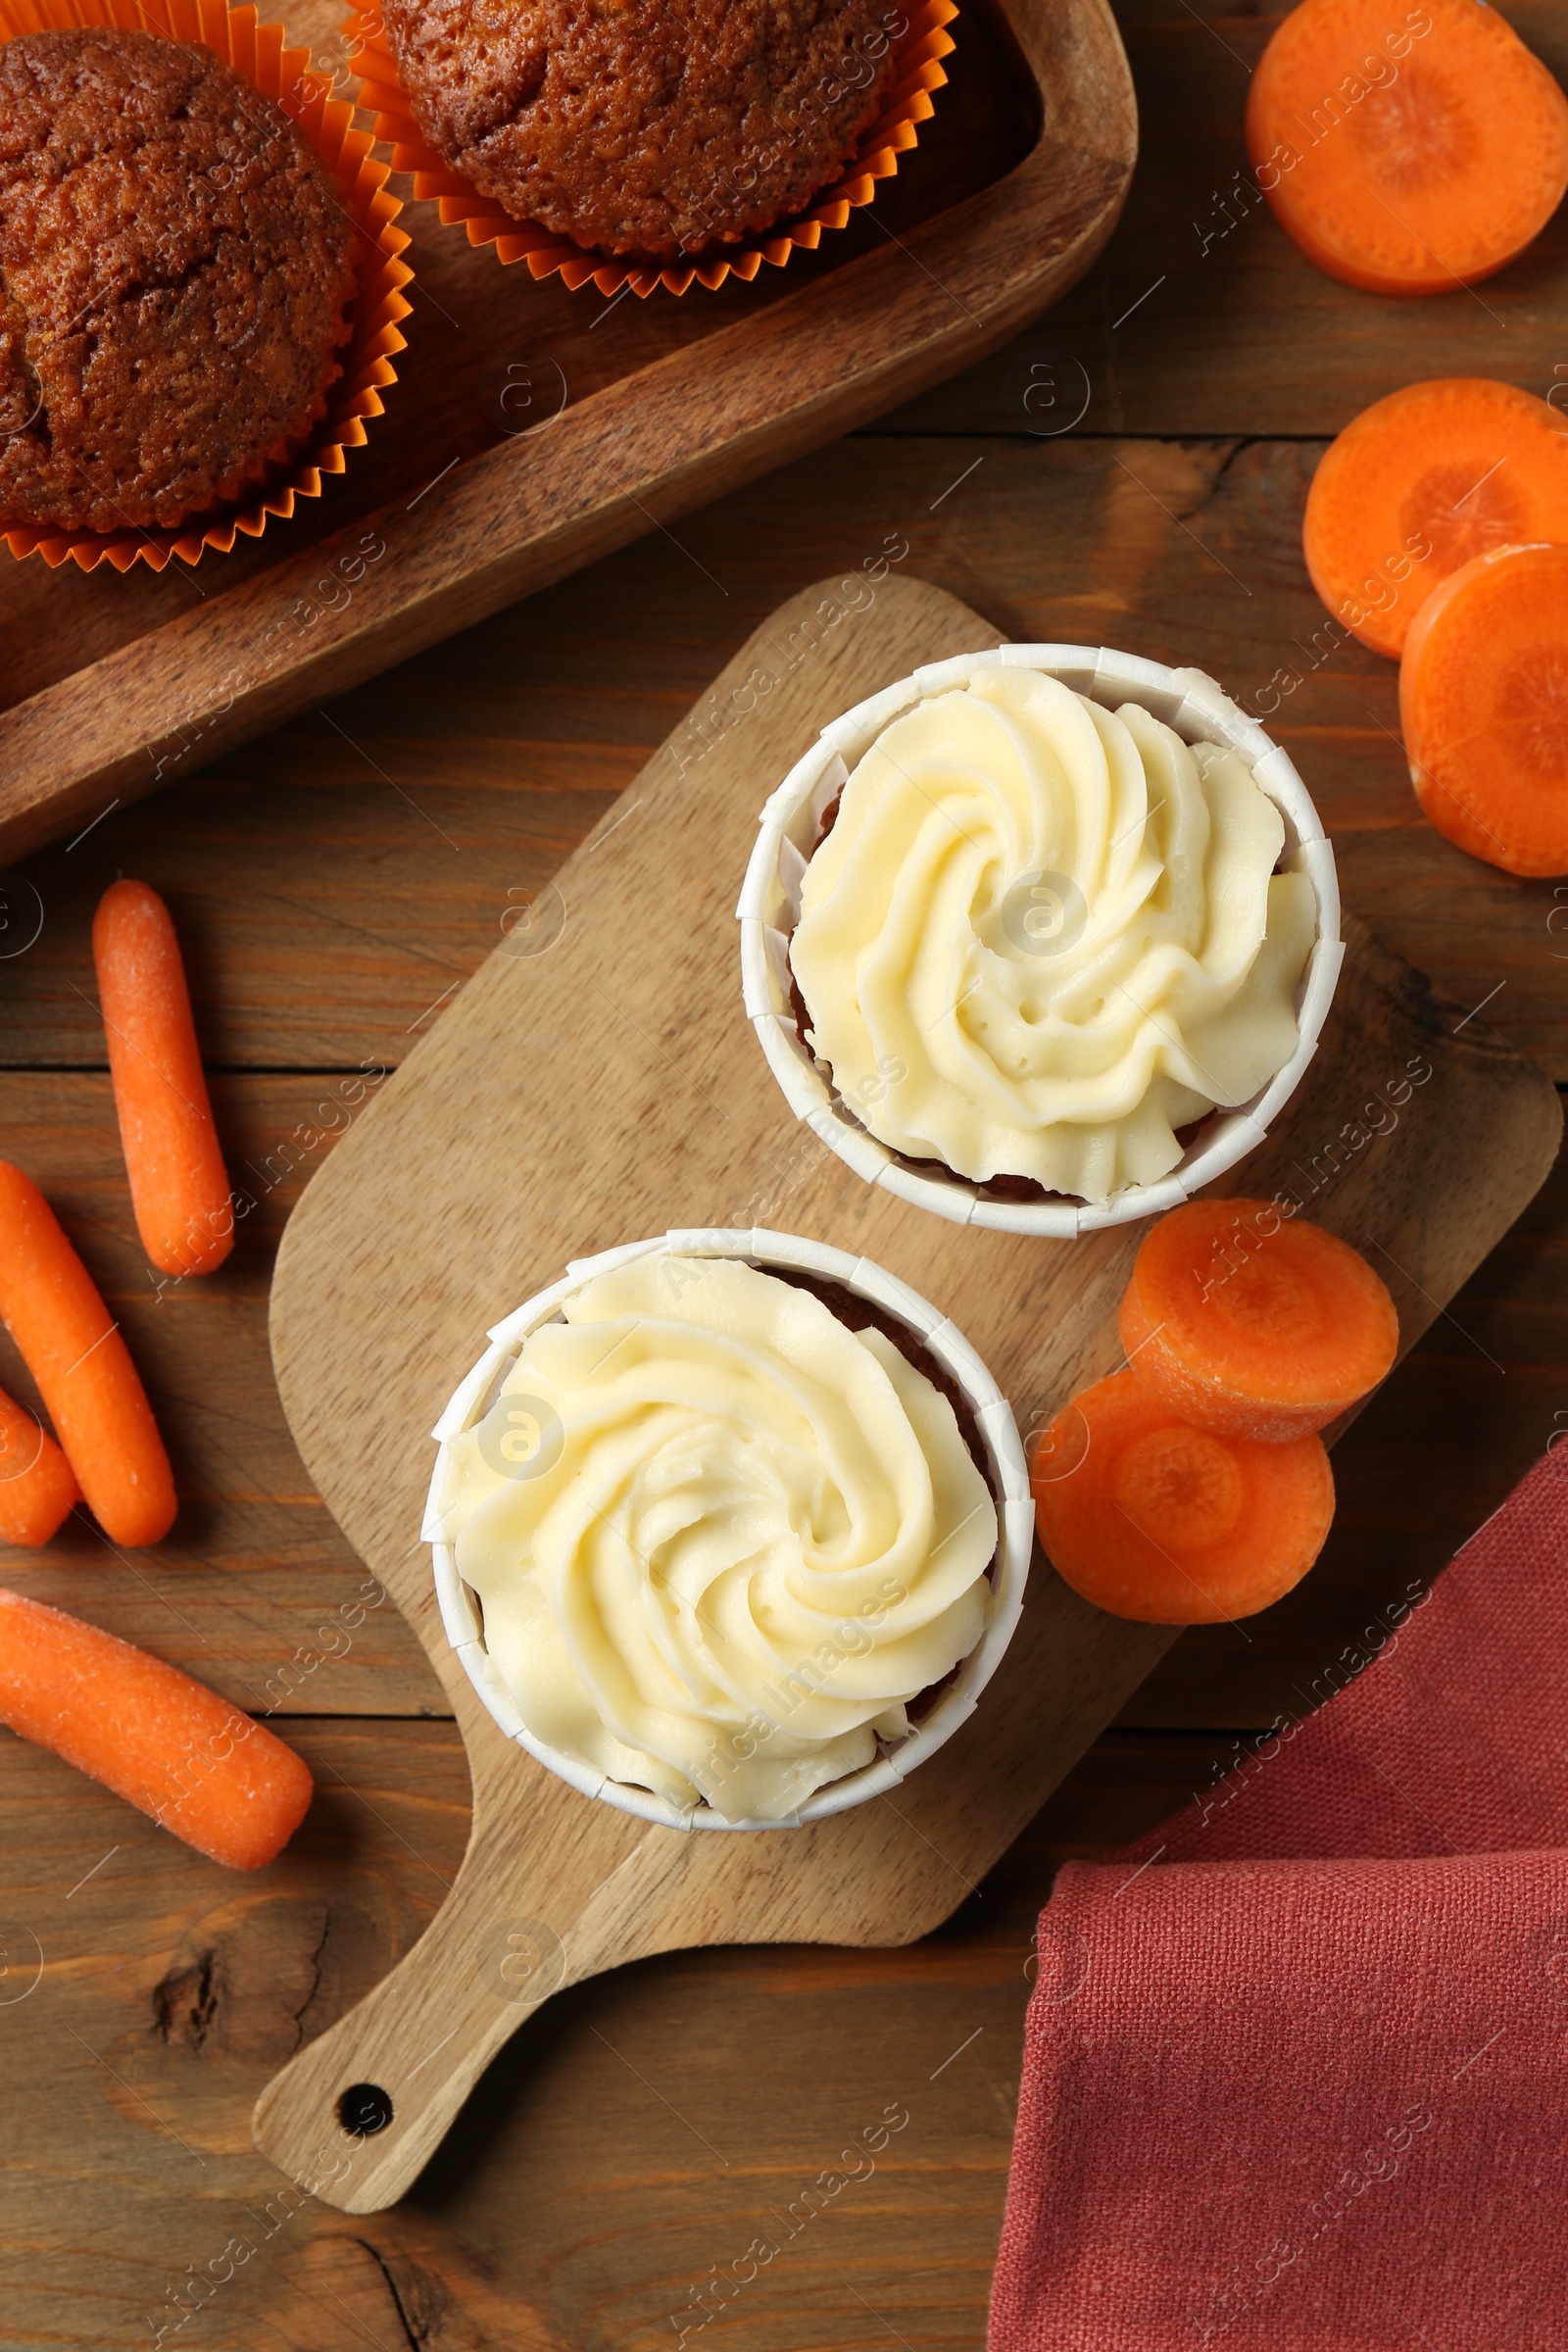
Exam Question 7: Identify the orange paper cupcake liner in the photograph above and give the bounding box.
[0,0,414,572]
[345,0,957,298]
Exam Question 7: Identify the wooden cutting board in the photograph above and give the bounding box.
[253,573,1562,2213]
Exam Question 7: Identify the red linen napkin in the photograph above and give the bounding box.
[989,1450,1568,2352]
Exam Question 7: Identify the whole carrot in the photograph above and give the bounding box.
[0,1162,175,1546]
[0,1591,313,1869]
[92,879,233,1280]
[0,1385,78,1547]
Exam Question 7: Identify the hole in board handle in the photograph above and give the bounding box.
[338,2082,395,2136]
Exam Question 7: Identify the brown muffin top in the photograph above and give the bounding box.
[381,0,904,261]
[0,27,357,536]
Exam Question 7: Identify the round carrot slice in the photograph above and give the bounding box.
[1399,541,1568,875]
[1031,1370,1335,1624]
[1302,379,1568,659]
[1247,0,1568,296]
[1119,1198,1398,1440]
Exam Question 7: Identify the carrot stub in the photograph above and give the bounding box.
[0,1384,78,1548]
[1247,0,1568,297]
[92,879,233,1281]
[0,1161,175,1546]
[1031,1370,1335,1625]
[1302,379,1568,661]
[1119,1198,1399,1441]
[1399,541,1568,878]
[0,1590,313,1869]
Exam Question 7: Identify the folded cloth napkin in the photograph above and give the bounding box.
[989,1449,1568,2352]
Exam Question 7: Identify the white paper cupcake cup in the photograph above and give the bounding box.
[421,1226,1033,1833]
[736,645,1345,1238]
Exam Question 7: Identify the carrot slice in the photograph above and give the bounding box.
[1399,540,1568,876]
[1119,1198,1398,1440]
[92,880,233,1280]
[0,1385,78,1548]
[1247,0,1568,296]
[1031,1370,1335,1624]
[1302,379,1568,659]
[0,1162,175,1547]
[0,1590,312,1869]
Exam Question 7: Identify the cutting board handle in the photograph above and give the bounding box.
[252,1816,693,2213]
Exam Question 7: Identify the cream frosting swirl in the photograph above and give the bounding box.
[435,1256,997,1822]
[789,668,1318,1202]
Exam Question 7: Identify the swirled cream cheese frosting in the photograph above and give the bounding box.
[434,1255,997,1822]
[789,668,1319,1202]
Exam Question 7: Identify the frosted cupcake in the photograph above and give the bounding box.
[740,648,1343,1236]
[424,1232,1032,1829]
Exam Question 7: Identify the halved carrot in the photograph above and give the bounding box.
[92,880,233,1281]
[1399,541,1568,876]
[1119,1199,1398,1440]
[0,1385,79,1548]
[0,1590,313,1869]
[1303,379,1568,659]
[0,1162,175,1547]
[1031,1371,1335,1624]
[1247,0,1568,296]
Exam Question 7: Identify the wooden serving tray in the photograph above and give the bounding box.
[253,572,1560,2213]
[0,0,1135,868]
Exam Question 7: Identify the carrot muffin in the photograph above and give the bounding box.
[0,27,356,535]
[379,0,905,260]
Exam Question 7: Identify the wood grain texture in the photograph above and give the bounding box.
[0,654,1564,2349]
[0,1074,447,1712]
[0,0,1564,2322]
[0,1058,1559,1741]
[0,0,1136,868]
[893,0,1568,436]
[13,432,1568,1084]
[5,439,1567,1717]
[248,572,1558,2211]
[0,1714,1204,2350]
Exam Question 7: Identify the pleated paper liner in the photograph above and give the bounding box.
[423,1228,1033,1832]
[0,0,413,573]
[345,0,957,298]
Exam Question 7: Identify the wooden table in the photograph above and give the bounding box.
[3,3,1566,2343]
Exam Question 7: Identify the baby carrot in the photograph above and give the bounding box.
[0,1385,78,1548]
[92,880,233,1281]
[0,1162,175,1546]
[0,1591,313,1870]
[1119,1199,1399,1441]
[1032,1371,1335,1624]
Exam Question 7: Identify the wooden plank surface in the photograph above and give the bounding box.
[249,569,1556,2212]
[10,433,1568,1079]
[0,0,1566,2337]
[896,0,1568,433]
[0,1718,1185,2352]
[0,1054,1557,1743]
